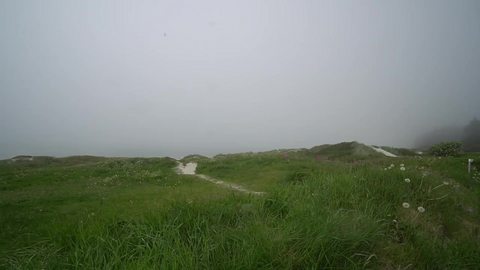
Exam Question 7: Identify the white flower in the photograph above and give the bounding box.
[443,181,449,185]
[400,167,406,171]
[390,164,395,167]
[439,157,442,159]
[405,178,411,183]
[400,164,405,167]
[417,207,425,213]
[402,202,410,208]
[384,168,387,170]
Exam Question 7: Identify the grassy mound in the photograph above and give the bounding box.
[180,154,210,164]
[308,141,382,160]
[1,155,109,167]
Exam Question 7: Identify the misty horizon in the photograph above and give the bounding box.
[2,1,480,159]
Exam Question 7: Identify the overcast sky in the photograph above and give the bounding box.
[1,1,479,159]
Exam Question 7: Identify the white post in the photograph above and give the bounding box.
[468,159,474,174]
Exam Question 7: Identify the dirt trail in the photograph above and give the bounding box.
[176,162,265,195]
[370,146,398,157]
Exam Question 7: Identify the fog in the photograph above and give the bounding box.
[1,1,480,159]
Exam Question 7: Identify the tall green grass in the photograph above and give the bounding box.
[2,152,479,269]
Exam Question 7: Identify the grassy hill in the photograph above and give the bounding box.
[308,141,383,159]
[1,143,479,269]
[180,154,210,164]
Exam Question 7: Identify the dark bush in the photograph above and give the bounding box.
[428,141,462,156]
[463,118,480,152]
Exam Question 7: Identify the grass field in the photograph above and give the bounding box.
[1,143,479,269]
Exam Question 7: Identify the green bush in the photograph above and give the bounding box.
[428,141,462,156]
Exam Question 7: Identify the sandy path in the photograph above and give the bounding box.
[176,162,197,175]
[370,146,398,157]
[176,162,265,195]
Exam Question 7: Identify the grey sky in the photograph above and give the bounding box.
[1,0,479,159]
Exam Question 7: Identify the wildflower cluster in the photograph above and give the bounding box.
[384,163,406,171]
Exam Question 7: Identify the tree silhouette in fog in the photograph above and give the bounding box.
[463,118,480,152]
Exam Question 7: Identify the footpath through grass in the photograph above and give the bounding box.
[1,149,480,269]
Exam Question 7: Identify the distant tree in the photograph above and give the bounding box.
[463,118,480,152]
[415,126,462,149]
